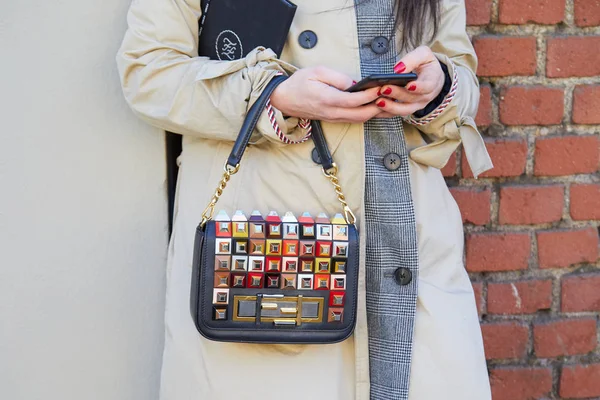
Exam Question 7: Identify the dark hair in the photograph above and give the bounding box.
[395,0,441,51]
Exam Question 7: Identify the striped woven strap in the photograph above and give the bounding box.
[403,63,459,126]
[265,99,312,144]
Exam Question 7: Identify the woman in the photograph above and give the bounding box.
[117,0,493,399]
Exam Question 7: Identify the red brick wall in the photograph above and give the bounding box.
[454,0,600,398]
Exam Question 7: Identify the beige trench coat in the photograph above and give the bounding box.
[117,0,493,398]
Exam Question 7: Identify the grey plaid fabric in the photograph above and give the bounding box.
[353,1,420,399]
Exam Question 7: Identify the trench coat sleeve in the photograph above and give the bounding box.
[116,0,305,144]
[406,0,493,178]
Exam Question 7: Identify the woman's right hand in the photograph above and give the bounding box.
[270,66,382,123]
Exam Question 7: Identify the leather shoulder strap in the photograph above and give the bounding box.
[226,75,335,170]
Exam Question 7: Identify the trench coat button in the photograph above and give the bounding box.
[371,36,389,54]
[394,267,412,286]
[299,30,318,49]
[383,152,401,171]
[311,147,322,164]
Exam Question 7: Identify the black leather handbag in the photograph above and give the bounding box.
[190,75,360,344]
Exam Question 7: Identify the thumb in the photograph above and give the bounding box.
[394,46,436,74]
[313,67,355,91]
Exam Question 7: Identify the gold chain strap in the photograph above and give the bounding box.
[322,163,356,225]
[200,163,240,227]
[199,162,356,227]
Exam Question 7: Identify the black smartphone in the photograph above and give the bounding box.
[346,73,418,93]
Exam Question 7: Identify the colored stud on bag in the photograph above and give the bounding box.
[248,256,264,272]
[215,210,231,238]
[214,255,230,271]
[231,256,248,271]
[327,307,344,323]
[298,274,313,290]
[266,239,282,255]
[266,211,282,238]
[230,273,246,288]
[216,238,231,255]
[314,274,330,290]
[281,274,297,289]
[249,239,265,255]
[249,210,266,238]
[282,257,298,272]
[282,212,299,239]
[213,288,229,305]
[316,212,332,240]
[331,213,349,241]
[265,273,280,288]
[283,239,299,256]
[299,241,315,257]
[299,212,316,239]
[213,307,227,320]
[232,210,248,238]
[300,259,314,272]
[247,273,263,288]
[329,291,345,306]
[214,272,230,288]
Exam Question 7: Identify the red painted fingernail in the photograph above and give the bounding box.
[408,84,416,92]
[383,87,392,95]
[376,100,386,107]
[377,89,381,96]
[394,62,406,73]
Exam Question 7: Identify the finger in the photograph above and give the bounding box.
[312,66,355,91]
[393,45,437,74]
[324,103,382,123]
[321,85,381,108]
[377,85,420,103]
[373,111,397,119]
[375,97,428,117]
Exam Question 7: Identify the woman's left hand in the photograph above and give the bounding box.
[374,46,445,118]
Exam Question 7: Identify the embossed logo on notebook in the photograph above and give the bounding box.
[216,30,243,60]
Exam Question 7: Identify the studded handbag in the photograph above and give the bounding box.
[190,75,360,344]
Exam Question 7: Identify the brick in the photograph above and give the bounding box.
[472,281,485,316]
[534,319,597,357]
[466,0,492,25]
[560,364,600,398]
[573,85,600,124]
[562,273,600,312]
[466,233,531,272]
[476,84,493,127]
[499,0,565,24]
[463,138,528,178]
[499,86,564,125]
[534,135,599,176]
[499,185,564,225]
[441,152,457,177]
[482,323,529,360]
[547,36,600,78]
[488,279,552,314]
[450,187,491,225]
[490,367,553,400]
[570,184,600,220]
[474,36,537,77]
[574,0,600,27]
[537,228,599,269]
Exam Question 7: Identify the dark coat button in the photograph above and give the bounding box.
[371,36,389,54]
[383,152,401,171]
[311,147,322,164]
[299,30,318,49]
[395,267,412,286]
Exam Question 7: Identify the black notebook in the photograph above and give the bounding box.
[198,0,297,60]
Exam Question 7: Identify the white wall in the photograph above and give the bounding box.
[0,1,167,399]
